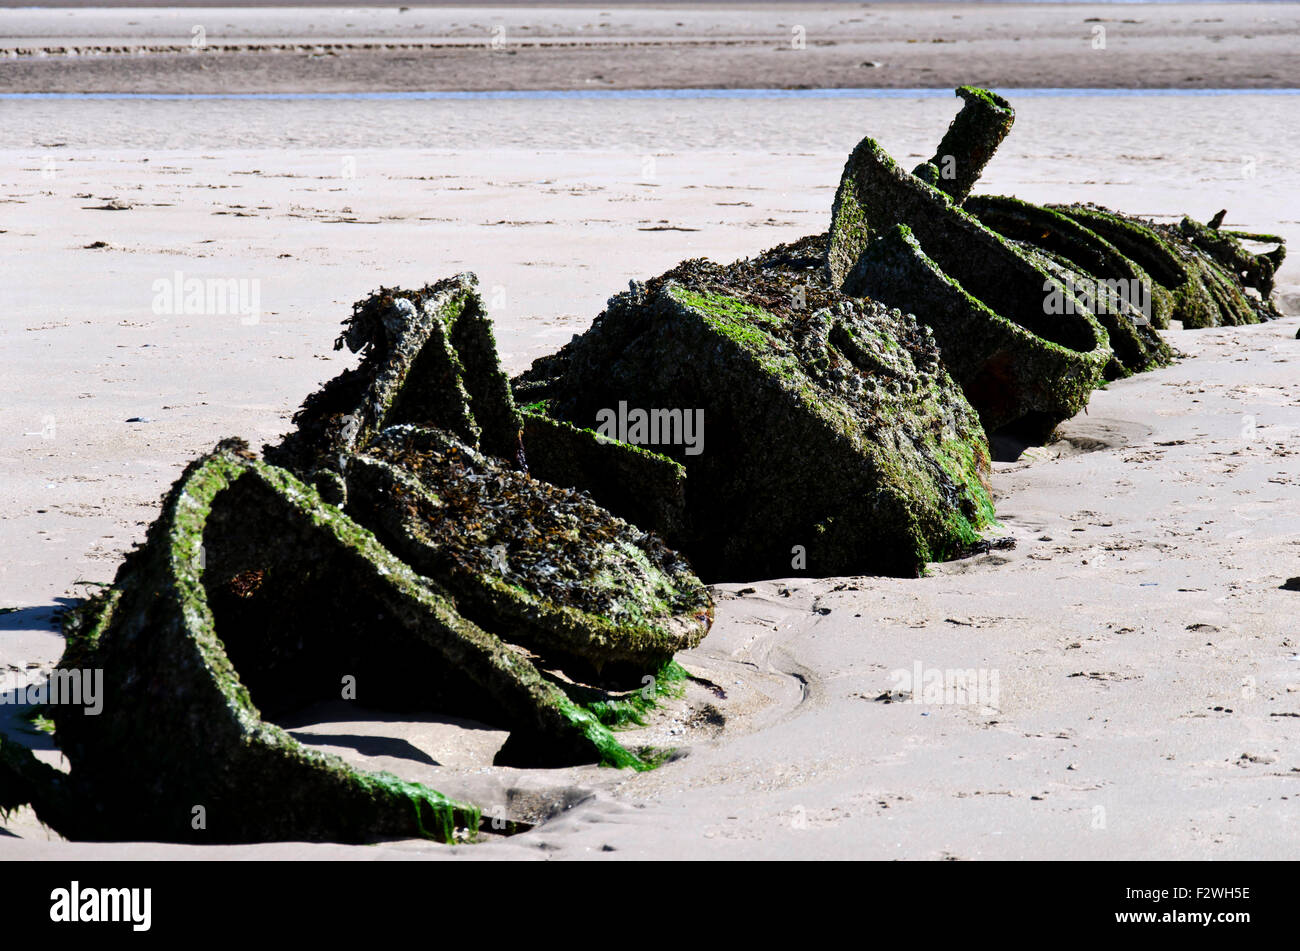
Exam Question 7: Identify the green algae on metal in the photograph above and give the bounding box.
[266,272,525,489]
[40,442,490,843]
[912,85,1016,205]
[963,194,1174,377]
[341,424,712,674]
[17,86,1290,846]
[259,274,714,766]
[519,410,690,546]
[22,439,682,843]
[513,245,997,581]
[267,274,712,671]
[1049,203,1283,329]
[823,85,1285,442]
[848,223,1109,439]
[828,130,1115,439]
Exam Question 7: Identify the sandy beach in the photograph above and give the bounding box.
[2,6,1300,861]
[1,3,1298,92]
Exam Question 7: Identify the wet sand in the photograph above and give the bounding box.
[1,3,1298,93]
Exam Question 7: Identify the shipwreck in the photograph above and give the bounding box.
[1,87,1285,845]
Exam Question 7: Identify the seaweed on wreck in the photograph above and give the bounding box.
[2,275,721,843]
[845,222,1110,441]
[22,443,495,843]
[962,194,1174,376]
[824,86,1284,439]
[562,660,691,729]
[512,86,1286,577]
[269,278,713,682]
[1048,203,1284,328]
[829,122,1116,438]
[266,273,525,498]
[520,411,690,545]
[912,85,1017,205]
[513,246,997,581]
[13,437,693,843]
[342,425,711,677]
